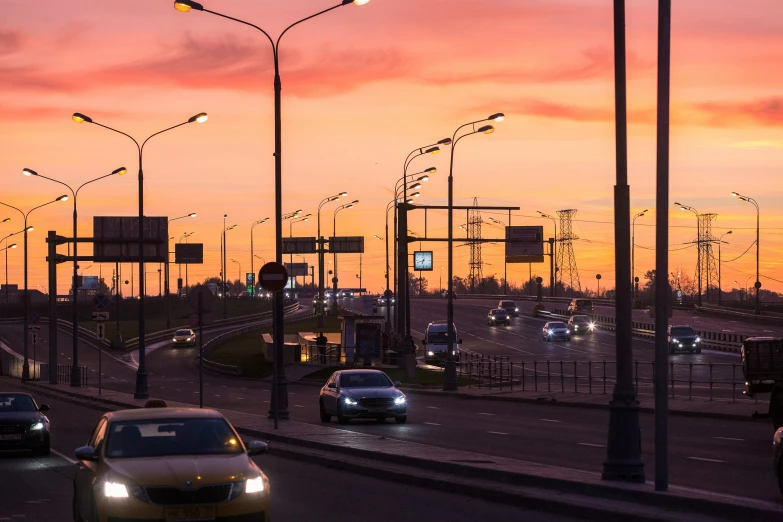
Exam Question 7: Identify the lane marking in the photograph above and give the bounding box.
[687,457,726,463]
[51,448,77,464]
[293,405,305,408]
[236,397,245,400]
[213,395,221,397]
[427,406,440,410]
[423,422,441,426]
[713,436,745,442]
[487,431,510,435]
[578,443,605,448]
[540,418,561,423]
[477,412,495,416]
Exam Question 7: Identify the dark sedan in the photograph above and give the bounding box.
[487,308,510,326]
[319,369,407,424]
[0,392,50,456]
[668,325,701,354]
[542,321,571,342]
[568,315,595,336]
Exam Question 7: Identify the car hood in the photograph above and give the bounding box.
[173,335,193,339]
[672,335,697,341]
[105,454,255,486]
[0,412,43,424]
[547,327,568,332]
[341,387,402,399]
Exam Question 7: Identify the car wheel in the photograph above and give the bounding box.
[395,415,407,424]
[336,403,350,425]
[319,400,331,423]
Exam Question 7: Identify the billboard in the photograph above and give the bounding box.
[93,216,168,263]
[78,276,99,290]
[175,243,203,264]
[283,237,317,254]
[505,226,544,263]
[413,251,433,271]
[246,272,255,293]
[284,262,308,277]
[329,236,364,253]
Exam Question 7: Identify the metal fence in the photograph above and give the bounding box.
[56,364,88,387]
[457,355,748,402]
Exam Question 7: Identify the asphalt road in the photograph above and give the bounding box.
[0,381,576,522]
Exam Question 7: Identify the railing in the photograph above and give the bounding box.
[457,357,749,402]
[56,363,87,388]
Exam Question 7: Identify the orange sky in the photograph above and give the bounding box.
[2,0,783,296]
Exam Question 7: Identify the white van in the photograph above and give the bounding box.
[421,321,462,364]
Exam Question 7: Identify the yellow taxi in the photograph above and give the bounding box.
[72,407,270,522]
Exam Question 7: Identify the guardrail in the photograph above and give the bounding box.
[413,294,616,306]
[538,309,744,353]
[695,304,783,326]
[56,363,87,387]
[457,355,748,401]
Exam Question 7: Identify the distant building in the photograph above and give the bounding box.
[0,284,48,305]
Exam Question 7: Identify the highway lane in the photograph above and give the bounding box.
[0,380,574,522]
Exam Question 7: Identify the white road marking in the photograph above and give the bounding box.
[51,448,77,464]
[578,443,605,448]
[427,406,440,409]
[213,395,221,397]
[263,400,270,403]
[687,457,726,463]
[540,418,561,423]
[423,422,441,426]
[236,397,245,400]
[713,436,745,442]
[487,431,510,435]
[477,413,495,416]
[293,405,305,408]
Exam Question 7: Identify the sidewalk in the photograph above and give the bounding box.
[18,378,783,522]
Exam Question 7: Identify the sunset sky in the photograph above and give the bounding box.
[2,0,782,297]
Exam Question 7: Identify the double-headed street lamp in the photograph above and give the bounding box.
[632,209,648,293]
[536,211,558,296]
[23,166,127,387]
[333,201,359,297]
[230,258,242,283]
[221,220,238,318]
[674,202,701,305]
[165,213,196,328]
[717,231,732,305]
[0,197,68,381]
[731,192,761,314]
[1,241,18,304]
[72,110,207,400]
[174,0,371,426]
[443,113,503,392]
[250,218,270,297]
[317,193,347,328]
[289,214,311,288]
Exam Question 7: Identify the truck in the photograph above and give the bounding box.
[742,337,783,429]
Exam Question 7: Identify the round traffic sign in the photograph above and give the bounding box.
[384,289,393,299]
[755,281,762,289]
[259,262,289,292]
[93,293,110,311]
[332,277,338,284]
[30,312,39,324]
[188,284,215,312]
[596,274,602,280]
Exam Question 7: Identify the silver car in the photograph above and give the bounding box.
[319,369,407,425]
[171,328,196,347]
[542,321,571,342]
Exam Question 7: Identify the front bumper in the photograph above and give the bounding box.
[97,490,269,522]
[342,403,407,419]
[570,327,594,335]
[545,332,570,340]
[0,426,49,452]
[670,340,700,352]
[172,338,196,347]
[424,350,459,364]
[489,318,509,325]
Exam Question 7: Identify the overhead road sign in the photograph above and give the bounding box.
[329,236,364,254]
[175,243,203,264]
[505,226,544,263]
[93,216,168,263]
[283,237,317,254]
[284,262,308,277]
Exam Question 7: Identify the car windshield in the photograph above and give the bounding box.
[548,322,567,329]
[0,394,36,412]
[174,330,192,336]
[572,316,590,324]
[491,310,506,316]
[339,372,393,388]
[576,300,592,307]
[671,327,697,337]
[428,330,456,344]
[500,301,515,307]
[106,418,244,459]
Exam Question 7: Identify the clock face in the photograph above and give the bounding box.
[414,251,433,271]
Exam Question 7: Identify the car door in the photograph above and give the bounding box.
[324,373,339,413]
[75,417,106,520]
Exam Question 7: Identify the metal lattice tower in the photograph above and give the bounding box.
[468,197,484,293]
[698,213,719,300]
[556,209,581,293]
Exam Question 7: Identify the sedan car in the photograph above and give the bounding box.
[775,427,783,497]
[498,300,519,317]
[319,369,407,425]
[172,329,196,348]
[0,393,50,456]
[487,308,510,326]
[73,407,269,522]
[542,321,571,342]
[668,325,701,354]
[568,315,595,336]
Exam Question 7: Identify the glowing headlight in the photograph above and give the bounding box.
[574,326,579,330]
[30,421,44,431]
[428,351,434,356]
[394,396,406,405]
[547,330,553,335]
[695,337,701,343]
[245,476,265,494]
[515,307,519,312]
[172,337,178,342]
[104,481,129,498]
[589,323,595,330]
[343,397,358,406]
[187,337,193,342]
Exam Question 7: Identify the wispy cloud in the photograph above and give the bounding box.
[694,97,783,127]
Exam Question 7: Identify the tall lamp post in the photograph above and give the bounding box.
[443,113,503,392]
[230,258,241,283]
[333,202,358,298]
[536,211,558,296]
[23,167,127,387]
[317,193,347,328]
[489,217,508,294]
[165,213,195,328]
[72,110,207,399]
[174,0,372,426]
[717,231,732,305]
[1,241,18,305]
[289,214,310,292]
[250,218,270,297]
[674,203,700,305]
[632,210,648,291]
[182,232,195,291]
[731,192,761,314]
[0,197,68,381]
[221,221,237,318]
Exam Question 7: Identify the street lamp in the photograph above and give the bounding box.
[0,196,68,381]
[717,231,732,305]
[221,222,237,315]
[1,242,17,306]
[174,0,371,428]
[181,232,195,292]
[674,202,701,305]
[489,217,509,294]
[443,113,503,392]
[632,210,648,293]
[536,211,558,296]
[72,110,207,400]
[289,214,310,287]
[230,258,241,284]
[317,193,347,328]
[250,218,270,297]
[334,201,358,298]
[165,212,196,328]
[23,166,126,387]
[731,192,761,314]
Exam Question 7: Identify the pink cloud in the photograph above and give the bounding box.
[694,97,783,127]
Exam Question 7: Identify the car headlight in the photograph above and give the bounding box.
[245,476,265,494]
[394,396,406,405]
[677,341,682,346]
[547,330,553,335]
[30,421,44,431]
[515,308,519,312]
[343,397,358,406]
[695,337,701,343]
[104,481,129,498]
[428,351,434,356]
[187,337,193,342]
[172,337,178,342]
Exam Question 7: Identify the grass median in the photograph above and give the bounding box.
[206,316,341,378]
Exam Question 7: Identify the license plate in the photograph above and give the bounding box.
[0,434,22,441]
[164,506,216,521]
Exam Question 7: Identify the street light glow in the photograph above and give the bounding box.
[188,213,197,218]
[425,146,440,154]
[112,167,128,176]
[424,167,437,174]
[479,125,494,134]
[488,113,505,122]
[56,195,68,202]
[71,112,92,124]
[188,112,208,123]
[22,168,37,177]
[1,218,9,223]
[410,192,421,198]
[9,243,17,249]
[437,138,452,146]
[26,226,34,232]
[339,192,348,197]
[410,183,422,190]
[174,0,203,12]
[353,0,371,5]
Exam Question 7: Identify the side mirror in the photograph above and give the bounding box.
[246,440,268,457]
[458,339,463,345]
[327,382,337,389]
[75,446,98,462]
[393,381,401,387]
[38,404,50,412]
